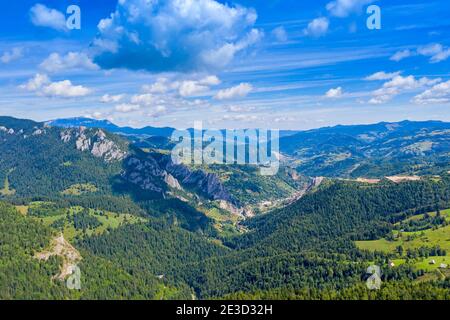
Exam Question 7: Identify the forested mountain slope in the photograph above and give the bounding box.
[78,174,450,298]
[1,116,450,300]
[280,120,450,177]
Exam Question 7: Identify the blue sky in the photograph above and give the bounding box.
[0,0,449,129]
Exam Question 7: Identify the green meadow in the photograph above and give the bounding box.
[18,203,146,241]
[356,209,450,273]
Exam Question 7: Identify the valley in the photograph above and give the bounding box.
[1,116,450,300]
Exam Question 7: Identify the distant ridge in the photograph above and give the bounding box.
[47,117,301,138]
[47,117,176,137]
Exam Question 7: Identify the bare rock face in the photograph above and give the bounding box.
[0,126,15,135]
[60,130,72,143]
[61,127,127,162]
[160,155,236,204]
[92,139,126,162]
[32,128,44,136]
[121,156,166,193]
[164,173,183,190]
[76,133,91,152]
[96,129,107,140]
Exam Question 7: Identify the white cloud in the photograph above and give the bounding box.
[142,78,173,94]
[178,76,220,97]
[20,73,50,91]
[92,0,261,72]
[390,50,413,62]
[100,94,125,103]
[413,80,450,104]
[178,81,210,97]
[304,17,329,37]
[417,43,450,63]
[42,80,91,98]
[390,44,450,63]
[369,75,441,104]
[29,4,67,31]
[365,71,401,81]
[325,87,343,98]
[214,83,253,100]
[20,74,91,98]
[0,48,23,64]
[272,26,288,42]
[198,76,221,86]
[326,0,374,18]
[222,114,258,122]
[115,103,141,113]
[131,94,156,106]
[40,52,99,73]
[143,76,221,97]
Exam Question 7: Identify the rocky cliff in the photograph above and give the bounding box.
[60,127,127,162]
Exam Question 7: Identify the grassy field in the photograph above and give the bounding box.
[398,208,450,224]
[356,208,450,273]
[61,183,98,195]
[21,203,146,240]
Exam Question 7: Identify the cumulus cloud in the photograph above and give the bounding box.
[40,52,99,73]
[178,81,210,97]
[417,43,450,63]
[142,78,175,94]
[42,80,91,97]
[214,83,253,100]
[365,71,401,81]
[369,75,440,104]
[326,0,374,18]
[1,48,23,64]
[178,76,221,97]
[92,0,261,72]
[124,91,206,118]
[131,94,156,106]
[20,73,91,98]
[304,17,329,37]
[115,103,141,113]
[142,76,221,97]
[100,94,125,103]
[325,87,343,98]
[29,4,67,31]
[390,49,414,62]
[20,73,50,91]
[413,80,450,104]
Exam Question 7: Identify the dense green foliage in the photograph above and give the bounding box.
[280,120,450,177]
[197,164,307,206]
[0,118,124,198]
[2,116,450,300]
[78,175,450,299]
[0,202,191,299]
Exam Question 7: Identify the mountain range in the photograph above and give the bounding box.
[1,116,450,300]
